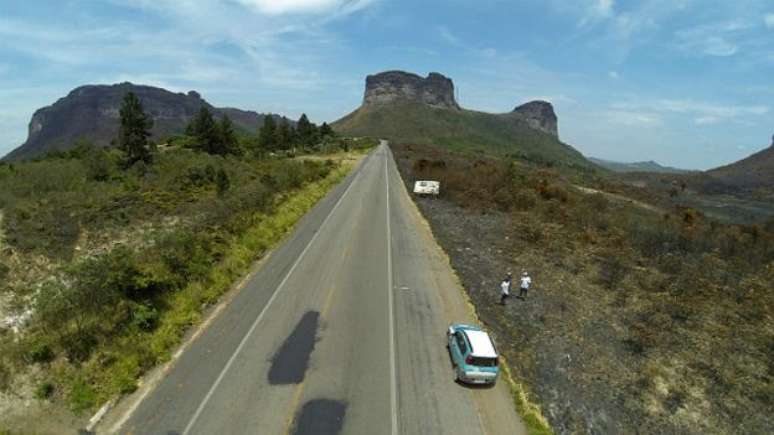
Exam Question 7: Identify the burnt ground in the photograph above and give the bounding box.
[390,143,774,435]
[410,198,639,434]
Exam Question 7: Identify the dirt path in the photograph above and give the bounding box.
[575,185,663,214]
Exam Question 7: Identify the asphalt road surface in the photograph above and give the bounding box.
[104,143,526,435]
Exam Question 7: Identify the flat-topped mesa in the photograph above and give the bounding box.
[512,101,558,137]
[363,71,460,110]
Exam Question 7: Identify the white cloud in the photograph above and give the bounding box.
[597,0,615,18]
[608,70,620,79]
[655,99,769,117]
[553,0,695,63]
[613,99,770,127]
[577,0,616,27]
[674,20,754,57]
[701,36,738,56]
[765,13,774,29]
[437,26,498,58]
[438,26,461,46]
[527,94,578,105]
[694,116,720,125]
[0,0,382,155]
[605,110,662,126]
[0,0,368,90]
[236,0,374,15]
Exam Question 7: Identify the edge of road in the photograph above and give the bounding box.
[93,151,371,434]
[387,146,553,435]
[180,148,369,435]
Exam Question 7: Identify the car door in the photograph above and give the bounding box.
[452,331,468,367]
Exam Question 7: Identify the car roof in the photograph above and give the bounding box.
[463,330,498,358]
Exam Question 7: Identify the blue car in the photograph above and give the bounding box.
[446,323,500,385]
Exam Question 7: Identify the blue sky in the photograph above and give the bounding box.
[0,0,772,169]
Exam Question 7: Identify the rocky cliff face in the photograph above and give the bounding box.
[363,71,460,110]
[4,83,276,161]
[511,101,558,137]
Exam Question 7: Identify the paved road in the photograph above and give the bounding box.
[104,143,525,435]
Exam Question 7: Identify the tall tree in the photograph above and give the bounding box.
[258,115,277,151]
[319,122,334,138]
[187,107,219,154]
[296,113,318,147]
[216,114,238,156]
[118,92,153,165]
[275,117,294,150]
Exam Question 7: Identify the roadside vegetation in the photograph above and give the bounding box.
[392,142,773,435]
[0,92,375,424]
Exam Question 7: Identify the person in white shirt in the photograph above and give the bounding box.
[499,273,512,305]
[519,272,532,299]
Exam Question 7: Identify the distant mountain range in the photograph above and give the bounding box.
[618,135,774,201]
[588,157,692,174]
[4,75,773,190]
[2,83,285,161]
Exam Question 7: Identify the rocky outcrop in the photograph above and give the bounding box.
[363,71,460,110]
[511,101,558,137]
[3,83,280,161]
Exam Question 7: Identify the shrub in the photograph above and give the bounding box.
[35,381,55,400]
[511,189,538,211]
[60,330,98,363]
[155,230,212,288]
[73,245,145,300]
[511,213,544,243]
[130,303,158,331]
[108,356,140,394]
[537,180,569,202]
[0,361,10,392]
[27,339,55,364]
[68,377,97,413]
[598,250,630,290]
[85,148,113,182]
[216,168,230,196]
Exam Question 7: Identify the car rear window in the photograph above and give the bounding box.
[471,357,498,367]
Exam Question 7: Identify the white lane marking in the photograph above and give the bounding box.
[181,158,365,435]
[384,144,399,435]
[87,400,114,431]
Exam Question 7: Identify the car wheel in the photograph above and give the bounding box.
[454,369,460,383]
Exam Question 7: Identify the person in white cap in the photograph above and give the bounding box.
[499,272,512,305]
[519,271,532,299]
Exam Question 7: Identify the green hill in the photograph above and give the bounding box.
[333,101,595,170]
[588,157,692,174]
